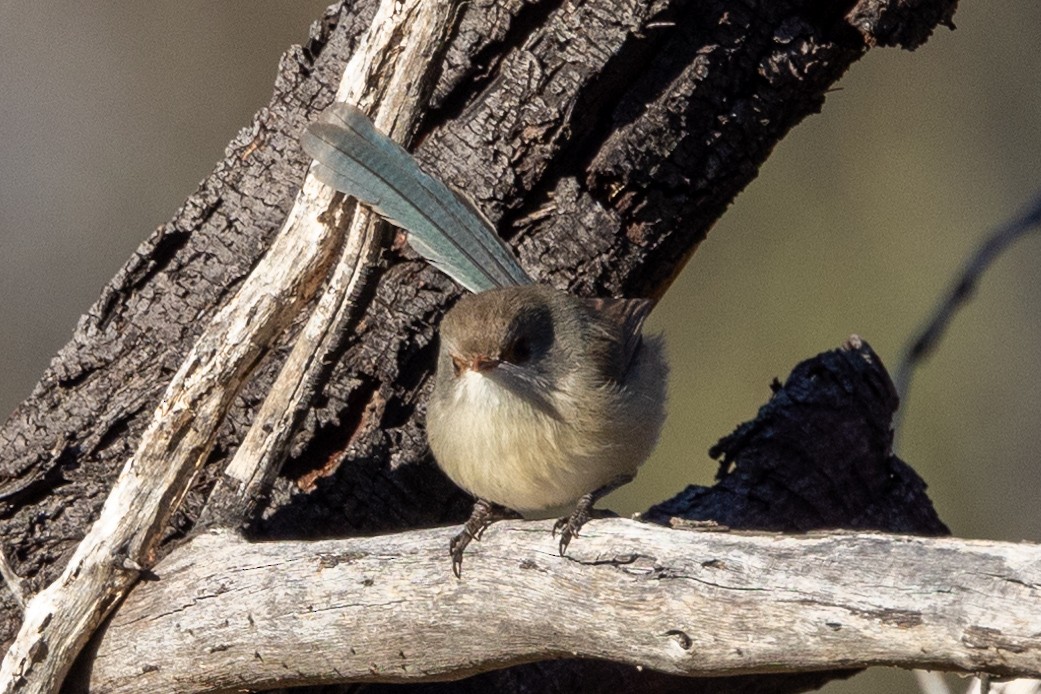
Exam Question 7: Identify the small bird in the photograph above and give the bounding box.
[303,104,667,575]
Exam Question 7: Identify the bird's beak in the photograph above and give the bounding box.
[451,354,500,375]
[472,356,500,372]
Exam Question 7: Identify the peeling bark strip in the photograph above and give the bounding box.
[0,2,462,692]
[197,0,465,530]
[84,527,1041,693]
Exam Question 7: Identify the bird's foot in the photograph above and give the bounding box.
[552,473,635,556]
[553,507,614,556]
[450,499,520,578]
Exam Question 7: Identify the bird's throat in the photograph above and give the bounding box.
[455,370,508,408]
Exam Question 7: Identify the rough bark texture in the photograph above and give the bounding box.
[0,0,958,691]
[646,336,950,536]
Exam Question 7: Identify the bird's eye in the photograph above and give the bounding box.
[508,336,532,364]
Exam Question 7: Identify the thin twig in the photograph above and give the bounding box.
[895,192,1041,425]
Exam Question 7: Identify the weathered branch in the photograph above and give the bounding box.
[82,337,950,694]
[82,525,1041,693]
[0,2,461,692]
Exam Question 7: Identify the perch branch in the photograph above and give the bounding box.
[0,1,460,692]
[87,522,1041,693]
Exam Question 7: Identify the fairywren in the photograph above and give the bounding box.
[303,104,667,575]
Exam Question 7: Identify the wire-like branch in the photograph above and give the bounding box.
[86,523,1041,693]
[895,192,1041,412]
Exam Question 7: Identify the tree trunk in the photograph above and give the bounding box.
[0,0,961,692]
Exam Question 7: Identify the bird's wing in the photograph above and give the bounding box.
[587,297,656,379]
[301,102,532,293]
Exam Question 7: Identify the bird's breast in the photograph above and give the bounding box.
[426,370,642,513]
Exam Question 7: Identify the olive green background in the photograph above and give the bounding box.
[1,3,1039,692]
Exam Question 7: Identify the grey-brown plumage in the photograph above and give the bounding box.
[303,104,668,575]
[427,285,667,568]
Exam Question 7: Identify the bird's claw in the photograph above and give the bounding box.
[449,499,521,578]
[554,506,620,555]
[450,520,485,578]
[554,509,589,556]
[450,530,471,579]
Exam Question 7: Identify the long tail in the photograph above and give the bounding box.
[302,103,532,293]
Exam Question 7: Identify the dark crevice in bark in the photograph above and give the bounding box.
[279,374,382,495]
[300,5,346,69]
[0,445,76,515]
[499,1,712,244]
[430,0,566,122]
[803,0,866,46]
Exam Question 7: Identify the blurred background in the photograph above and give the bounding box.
[1,3,1038,692]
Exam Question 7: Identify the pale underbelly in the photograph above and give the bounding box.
[427,373,646,513]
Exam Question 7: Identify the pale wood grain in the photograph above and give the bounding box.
[87,521,1041,693]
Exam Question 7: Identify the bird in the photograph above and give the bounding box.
[302,103,667,576]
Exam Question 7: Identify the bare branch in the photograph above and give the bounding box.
[895,192,1041,414]
[86,524,1041,693]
